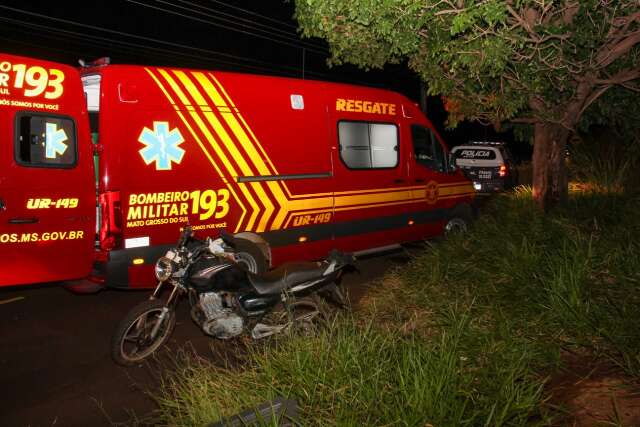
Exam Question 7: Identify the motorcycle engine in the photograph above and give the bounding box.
[194,292,244,339]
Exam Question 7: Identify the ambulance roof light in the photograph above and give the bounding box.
[79,57,111,68]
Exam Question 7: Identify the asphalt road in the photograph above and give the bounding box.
[0,248,416,427]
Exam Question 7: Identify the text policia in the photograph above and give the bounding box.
[126,189,230,228]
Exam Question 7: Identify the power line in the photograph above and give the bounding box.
[0,4,388,87]
[171,0,313,43]
[0,35,103,61]
[1,22,213,67]
[126,0,327,55]
[0,16,316,77]
[155,0,325,51]
[207,0,298,30]
[0,6,325,76]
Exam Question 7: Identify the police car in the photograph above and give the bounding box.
[451,141,518,193]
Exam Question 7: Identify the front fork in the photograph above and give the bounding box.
[147,280,181,339]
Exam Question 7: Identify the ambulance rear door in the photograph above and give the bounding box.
[0,55,96,286]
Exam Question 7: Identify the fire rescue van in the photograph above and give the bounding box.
[0,53,475,291]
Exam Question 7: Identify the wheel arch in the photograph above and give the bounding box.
[449,201,475,221]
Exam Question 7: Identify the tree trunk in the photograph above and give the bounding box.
[532,122,570,210]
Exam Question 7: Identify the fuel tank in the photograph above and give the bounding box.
[187,256,251,292]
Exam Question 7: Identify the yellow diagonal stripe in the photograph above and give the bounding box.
[145,68,248,232]
[178,71,275,232]
[192,72,283,231]
[156,68,259,231]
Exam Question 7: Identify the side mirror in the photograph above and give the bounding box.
[447,155,459,174]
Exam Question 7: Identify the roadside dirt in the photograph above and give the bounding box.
[6,244,639,426]
[0,250,406,427]
[546,351,640,426]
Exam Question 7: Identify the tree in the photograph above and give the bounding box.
[294,0,640,209]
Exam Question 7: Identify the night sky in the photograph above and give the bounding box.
[0,1,417,89]
[0,0,525,156]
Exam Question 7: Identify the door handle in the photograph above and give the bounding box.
[393,179,405,184]
[414,178,425,183]
[8,217,39,224]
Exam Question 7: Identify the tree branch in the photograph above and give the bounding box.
[596,27,640,69]
[579,66,640,115]
[579,85,612,118]
[510,117,539,124]
[594,68,640,85]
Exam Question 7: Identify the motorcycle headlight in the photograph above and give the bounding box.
[155,256,175,281]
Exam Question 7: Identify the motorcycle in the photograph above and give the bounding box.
[111,226,354,365]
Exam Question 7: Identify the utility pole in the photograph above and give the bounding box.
[419,81,427,115]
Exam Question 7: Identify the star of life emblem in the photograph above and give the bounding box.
[138,122,185,170]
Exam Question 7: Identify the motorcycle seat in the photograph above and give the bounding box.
[247,262,326,296]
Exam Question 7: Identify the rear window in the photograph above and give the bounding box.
[15,113,77,168]
[453,148,496,160]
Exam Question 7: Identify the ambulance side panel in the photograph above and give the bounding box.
[96,67,336,287]
[96,65,473,289]
[209,73,335,265]
[97,66,244,287]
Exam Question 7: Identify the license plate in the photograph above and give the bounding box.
[479,171,492,179]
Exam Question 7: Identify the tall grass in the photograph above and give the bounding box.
[150,190,640,426]
[154,316,549,426]
[568,132,640,193]
[369,190,640,373]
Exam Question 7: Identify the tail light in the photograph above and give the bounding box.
[98,191,122,251]
[499,164,507,177]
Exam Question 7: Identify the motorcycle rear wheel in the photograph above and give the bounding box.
[111,299,176,366]
[282,296,328,336]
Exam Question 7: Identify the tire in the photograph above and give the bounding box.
[319,283,350,310]
[288,296,328,336]
[265,295,328,337]
[111,299,176,366]
[445,204,473,236]
[234,238,268,274]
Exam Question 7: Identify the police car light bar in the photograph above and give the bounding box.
[468,141,505,146]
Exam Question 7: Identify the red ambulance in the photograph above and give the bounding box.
[0,53,475,291]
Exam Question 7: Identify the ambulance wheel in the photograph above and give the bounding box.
[234,238,268,274]
[445,204,473,236]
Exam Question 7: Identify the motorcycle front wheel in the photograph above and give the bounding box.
[111,299,176,366]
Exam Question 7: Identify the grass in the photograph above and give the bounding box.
[568,131,640,194]
[153,317,548,426]
[149,188,640,426]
